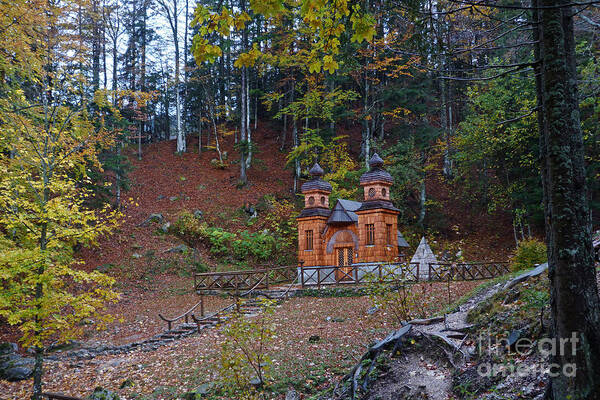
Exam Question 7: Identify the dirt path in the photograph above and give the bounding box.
[354,281,508,400]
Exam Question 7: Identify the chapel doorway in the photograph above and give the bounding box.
[336,247,354,281]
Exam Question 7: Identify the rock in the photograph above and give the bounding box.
[0,344,35,382]
[2,366,33,381]
[367,305,380,315]
[243,203,257,218]
[507,330,521,350]
[169,196,178,202]
[250,376,263,388]
[193,210,203,219]
[196,383,212,395]
[182,382,213,398]
[285,388,300,400]
[504,263,548,290]
[132,253,142,259]
[0,343,18,355]
[165,244,188,254]
[140,213,163,226]
[87,387,120,400]
[160,222,171,233]
[157,195,165,200]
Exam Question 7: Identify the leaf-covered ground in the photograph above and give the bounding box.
[0,123,516,398]
[0,280,486,399]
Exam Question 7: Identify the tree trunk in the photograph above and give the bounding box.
[198,105,202,154]
[293,116,299,193]
[246,67,252,168]
[280,95,287,151]
[174,14,185,153]
[362,69,370,168]
[535,0,600,398]
[240,65,247,184]
[112,42,117,104]
[418,169,426,226]
[116,143,121,208]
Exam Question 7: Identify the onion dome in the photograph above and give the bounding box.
[360,153,393,184]
[309,163,324,177]
[301,163,332,192]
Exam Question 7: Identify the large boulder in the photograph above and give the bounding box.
[181,382,213,399]
[285,388,300,400]
[139,213,164,227]
[87,387,120,400]
[0,343,34,382]
[0,343,17,356]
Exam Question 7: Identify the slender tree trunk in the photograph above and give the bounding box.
[280,91,287,151]
[240,66,247,184]
[116,143,122,208]
[418,157,426,226]
[101,2,107,90]
[293,116,299,193]
[112,41,117,103]
[362,69,370,167]
[198,105,202,154]
[175,25,185,152]
[328,76,335,135]
[246,67,252,168]
[184,0,189,142]
[534,0,600,398]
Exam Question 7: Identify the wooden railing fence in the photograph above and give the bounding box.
[194,265,297,293]
[298,261,510,288]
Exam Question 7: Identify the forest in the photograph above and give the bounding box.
[2,0,600,399]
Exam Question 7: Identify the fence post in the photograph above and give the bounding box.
[378,263,382,282]
[200,294,205,317]
[416,263,419,282]
[265,270,270,290]
[317,268,321,290]
[428,263,432,281]
[301,265,305,288]
[235,276,240,313]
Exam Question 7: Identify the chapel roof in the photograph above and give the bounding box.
[327,199,362,224]
[301,162,333,192]
[360,153,393,184]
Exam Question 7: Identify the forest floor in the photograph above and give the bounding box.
[0,121,521,398]
[0,280,486,399]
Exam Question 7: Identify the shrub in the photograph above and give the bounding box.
[365,272,433,324]
[171,211,205,244]
[218,299,275,398]
[205,228,236,256]
[512,239,547,271]
[210,158,227,169]
[172,209,293,265]
[232,231,278,262]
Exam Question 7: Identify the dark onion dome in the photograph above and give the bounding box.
[369,153,384,168]
[309,162,324,177]
[301,163,333,192]
[360,153,393,184]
